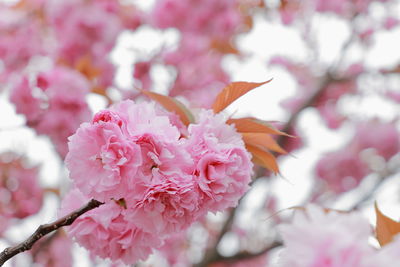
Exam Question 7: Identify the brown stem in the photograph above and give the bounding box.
[0,199,103,266]
[194,241,282,267]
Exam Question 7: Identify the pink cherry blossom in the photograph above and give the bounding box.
[66,120,142,202]
[187,110,253,212]
[9,77,43,125]
[66,100,192,202]
[386,91,400,103]
[0,152,43,221]
[46,0,122,65]
[152,0,243,40]
[31,231,73,267]
[314,0,349,16]
[112,101,193,176]
[282,126,304,154]
[126,171,201,236]
[0,8,44,73]
[383,17,399,30]
[163,35,229,108]
[63,99,256,263]
[34,67,92,157]
[133,61,152,90]
[278,0,303,25]
[157,232,190,267]
[10,67,92,157]
[270,56,315,89]
[315,149,369,193]
[353,119,400,160]
[278,205,374,267]
[317,101,345,129]
[60,189,163,265]
[315,80,357,129]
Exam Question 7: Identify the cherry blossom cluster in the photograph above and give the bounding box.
[61,100,253,264]
[0,152,43,234]
[133,0,262,108]
[278,0,396,26]
[278,205,400,267]
[2,0,143,158]
[10,67,92,157]
[315,119,400,193]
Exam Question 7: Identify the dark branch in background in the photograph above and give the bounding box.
[194,241,282,267]
[351,163,400,211]
[0,199,103,266]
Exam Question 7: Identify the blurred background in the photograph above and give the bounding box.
[0,0,400,266]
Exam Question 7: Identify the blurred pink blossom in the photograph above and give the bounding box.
[315,149,369,193]
[152,0,242,40]
[133,61,152,90]
[31,231,73,267]
[10,67,92,158]
[0,153,43,227]
[278,205,374,267]
[0,9,44,73]
[386,91,400,103]
[352,119,400,160]
[47,0,122,65]
[163,35,229,108]
[157,232,190,267]
[383,17,400,30]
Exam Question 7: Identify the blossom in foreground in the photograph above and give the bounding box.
[187,110,253,212]
[66,101,191,202]
[60,189,163,265]
[63,99,254,264]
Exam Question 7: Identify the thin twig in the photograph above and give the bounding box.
[351,164,399,210]
[0,199,103,266]
[194,241,281,267]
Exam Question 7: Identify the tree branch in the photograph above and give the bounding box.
[194,241,282,267]
[0,199,103,266]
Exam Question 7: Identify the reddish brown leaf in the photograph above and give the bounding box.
[245,144,279,174]
[212,80,272,114]
[141,90,194,126]
[75,55,101,80]
[375,202,400,246]
[227,117,293,137]
[242,132,287,154]
[210,39,239,54]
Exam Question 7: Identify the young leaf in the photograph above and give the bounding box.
[210,39,239,54]
[375,202,400,246]
[212,80,272,113]
[242,132,287,154]
[228,117,292,136]
[75,55,100,80]
[140,90,194,126]
[245,144,279,174]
